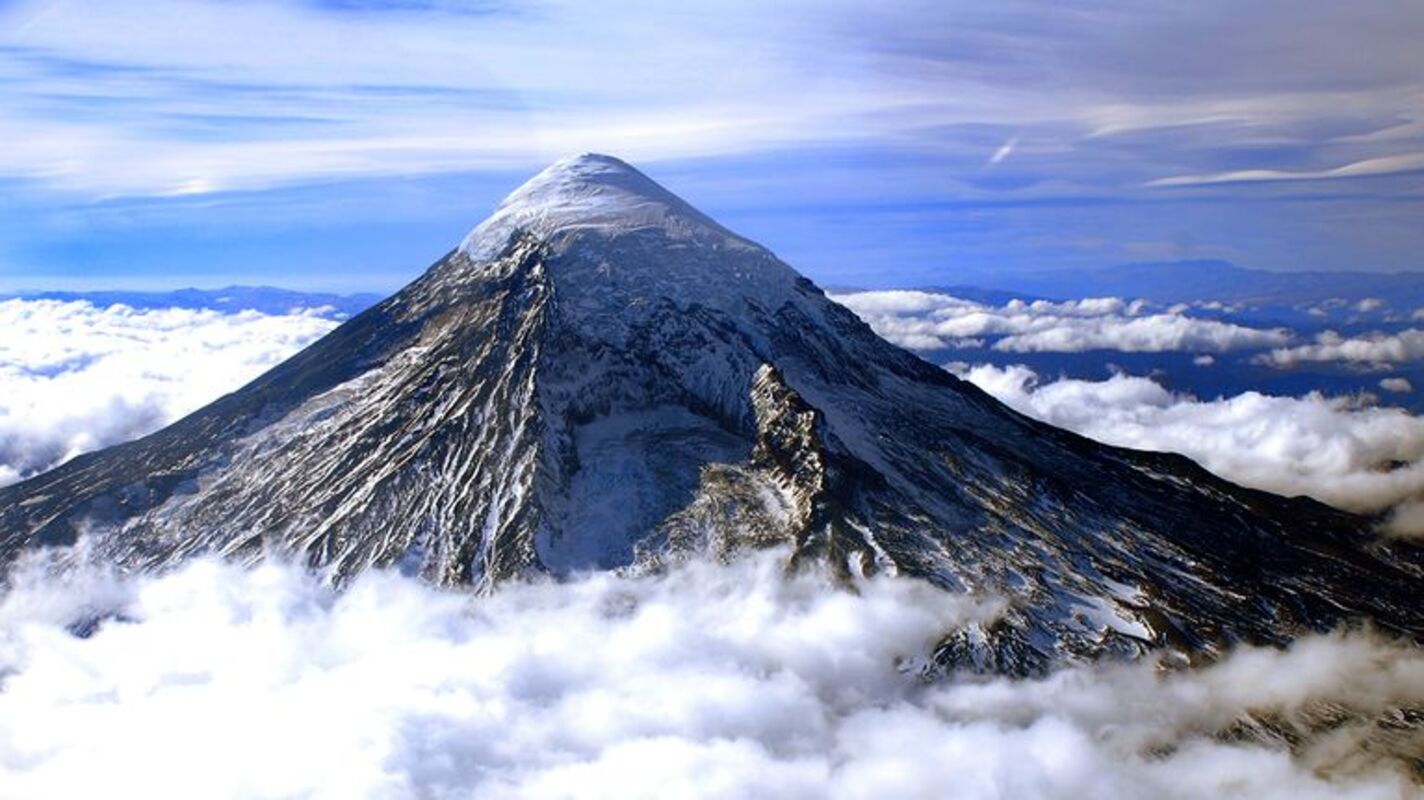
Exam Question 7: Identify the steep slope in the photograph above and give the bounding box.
[3,154,1421,672]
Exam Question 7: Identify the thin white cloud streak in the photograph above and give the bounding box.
[833,290,1290,353]
[0,550,1419,798]
[1260,329,1424,368]
[0,299,337,486]
[1146,152,1424,187]
[950,363,1424,535]
[987,135,1019,165]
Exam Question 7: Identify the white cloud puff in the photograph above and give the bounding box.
[950,363,1424,535]
[0,299,338,486]
[1261,329,1424,368]
[0,550,1419,799]
[833,290,1290,353]
[1380,377,1414,394]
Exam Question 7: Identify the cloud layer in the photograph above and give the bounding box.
[951,363,1424,535]
[0,299,337,486]
[1261,329,1424,368]
[1,0,1420,200]
[1,550,1420,799]
[833,290,1289,353]
[2,1,1422,289]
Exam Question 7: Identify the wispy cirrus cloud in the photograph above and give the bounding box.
[1,0,1422,200]
[1147,152,1424,187]
[0,0,926,196]
[2,1,1423,286]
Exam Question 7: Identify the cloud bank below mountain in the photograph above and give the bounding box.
[1261,329,1424,368]
[950,363,1424,536]
[0,550,1419,799]
[831,290,1290,353]
[0,299,339,486]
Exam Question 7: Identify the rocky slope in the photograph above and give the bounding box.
[3,154,1421,672]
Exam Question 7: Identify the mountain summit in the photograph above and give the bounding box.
[460,153,748,257]
[2,155,1421,671]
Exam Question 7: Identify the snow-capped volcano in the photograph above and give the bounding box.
[462,154,757,255]
[2,154,1421,672]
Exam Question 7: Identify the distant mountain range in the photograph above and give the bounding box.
[16,260,1418,322]
[992,260,1424,308]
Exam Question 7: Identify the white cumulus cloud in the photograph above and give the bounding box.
[0,299,338,486]
[832,290,1290,353]
[0,549,1420,799]
[949,363,1424,536]
[1260,329,1424,368]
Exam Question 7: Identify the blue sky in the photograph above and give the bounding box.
[1,0,1422,292]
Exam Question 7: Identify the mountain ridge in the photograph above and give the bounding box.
[2,154,1421,674]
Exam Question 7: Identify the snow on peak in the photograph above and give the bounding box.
[459,153,749,259]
